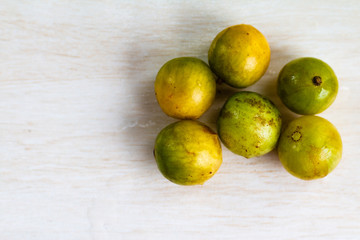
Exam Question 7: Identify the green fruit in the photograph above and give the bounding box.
[154,120,222,185]
[155,57,216,119]
[278,116,342,180]
[217,91,282,158]
[208,24,271,88]
[277,57,338,115]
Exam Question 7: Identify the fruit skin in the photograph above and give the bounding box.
[155,57,216,119]
[208,24,271,88]
[277,57,338,115]
[277,116,342,180]
[154,120,222,185]
[217,91,282,158]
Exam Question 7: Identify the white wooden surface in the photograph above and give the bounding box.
[0,1,359,239]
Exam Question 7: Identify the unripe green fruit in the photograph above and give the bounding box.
[277,57,338,115]
[217,91,282,158]
[154,120,222,185]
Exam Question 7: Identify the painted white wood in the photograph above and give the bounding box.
[0,1,359,239]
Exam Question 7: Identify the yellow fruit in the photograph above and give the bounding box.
[208,24,271,88]
[278,116,342,180]
[155,57,216,119]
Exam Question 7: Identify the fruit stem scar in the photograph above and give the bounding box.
[312,76,322,86]
[291,131,302,141]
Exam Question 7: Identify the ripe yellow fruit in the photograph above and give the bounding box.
[278,116,342,180]
[155,57,216,119]
[208,24,271,88]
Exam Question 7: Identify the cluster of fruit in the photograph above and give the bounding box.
[153,24,342,185]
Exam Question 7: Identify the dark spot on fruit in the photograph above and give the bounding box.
[255,146,259,148]
[209,172,212,174]
[254,116,267,125]
[312,76,322,86]
[268,119,274,126]
[202,127,213,134]
[246,32,249,35]
[221,110,233,119]
[186,150,196,156]
[244,98,254,105]
[244,98,265,108]
[291,131,302,142]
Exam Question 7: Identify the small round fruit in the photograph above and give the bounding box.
[277,57,338,115]
[208,24,271,88]
[278,116,342,180]
[154,120,222,185]
[155,57,216,119]
[217,91,282,158]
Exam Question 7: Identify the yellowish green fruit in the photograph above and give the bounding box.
[217,91,282,158]
[208,24,271,88]
[155,57,216,119]
[154,120,222,185]
[277,57,338,115]
[278,116,342,180]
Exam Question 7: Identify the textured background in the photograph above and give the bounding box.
[0,1,359,239]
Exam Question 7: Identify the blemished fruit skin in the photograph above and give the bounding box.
[277,57,338,115]
[208,24,271,88]
[154,120,222,185]
[155,57,216,119]
[277,116,342,180]
[217,91,282,158]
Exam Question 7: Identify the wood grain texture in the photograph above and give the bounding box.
[0,1,359,239]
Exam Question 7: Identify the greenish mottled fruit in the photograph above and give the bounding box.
[155,57,216,119]
[208,24,271,88]
[217,91,282,158]
[154,120,222,185]
[278,116,342,180]
[277,57,338,115]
